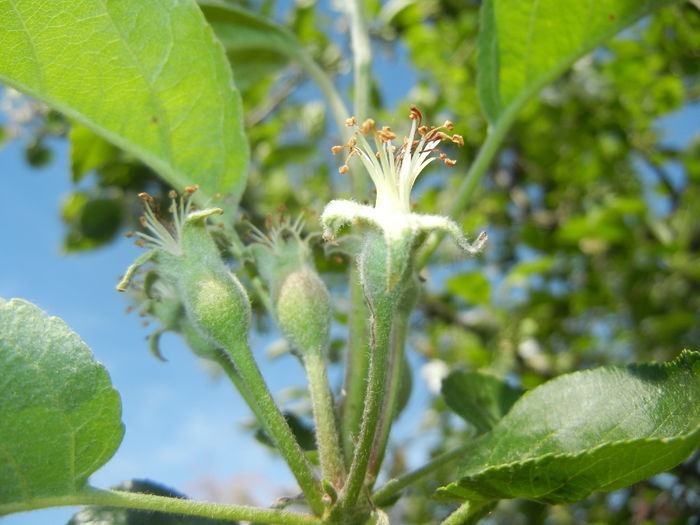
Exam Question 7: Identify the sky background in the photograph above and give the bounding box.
[2,4,700,525]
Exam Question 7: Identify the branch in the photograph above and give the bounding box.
[0,488,320,525]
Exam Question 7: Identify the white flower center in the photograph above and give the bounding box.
[333,106,463,214]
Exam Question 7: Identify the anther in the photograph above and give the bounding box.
[331,145,344,155]
[339,165,350,174]
[452,134,464,147]
[361,119,375,134]
[124,231,134,238]
[346,117,357,126]
[409,105,423,124]
[134,239,147,247]
[168,190,177,199]
[184,185,199,194]
[444,120,454,130]
[379,126,396,141]
[444,158,457,166]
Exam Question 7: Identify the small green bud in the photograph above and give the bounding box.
[249,217,332,355]
[276,269,331,354]
[118,188,251,354]
[177,263,251,352]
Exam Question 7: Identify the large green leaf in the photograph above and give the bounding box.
[441,370,523,435]
[0,0,248,207]
[0,299,123,511]
[477,0,677,125]
[67,480,236,525]
[437,351,700,504]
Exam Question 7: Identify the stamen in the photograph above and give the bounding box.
[361,119,375,134]
[339,165,350,174]
[346,117,357,127]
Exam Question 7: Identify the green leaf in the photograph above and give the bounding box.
[0,0,249,208]
[67,480,236,525]
[199,1,308,67]
[441,370,523,434]
[437,351,700,504]
[477,0,677,125]
[0,299,123,510]
[69,124,118,183]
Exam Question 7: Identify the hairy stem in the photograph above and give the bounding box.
[0,488,320,525]
[226,339,325,515]
[340,271,371,465]
[367,308,410,485]
[335,299,394,514]
[372,442,472,507]
[304,350,346,487]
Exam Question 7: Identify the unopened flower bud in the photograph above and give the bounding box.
[249,216,331,355]
[276,269,331,354]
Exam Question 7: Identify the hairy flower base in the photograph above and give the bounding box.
[321,199,486,253]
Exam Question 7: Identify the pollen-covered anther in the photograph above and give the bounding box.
[124,231,134,238]
[168,190,177,199]
[331,145,344,155]
[452,134,464,147]
[184,185,199,195]
[418,125,428,135]
[443,120,454,131]
[361,119,375,134]
[379,126,396,142]
[134,239,147,247]
[339,165,350,174]
[443,158,457,166]
[346,116,357,127]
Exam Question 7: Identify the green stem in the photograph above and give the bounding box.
[367,308,410,485]
[340,271,371,465]
[212,346,267,423]
[0,487,320,525]
[226,339,325,516]
[415,110,517,270]
[372,442,471,507]
[346,0,372,122]
[441,500,488,525]
[335,299,394,513]
[304,350,346,487]
[294,48,349,134]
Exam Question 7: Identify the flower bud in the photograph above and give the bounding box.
[276,269,331,354]
[249,217,331,355]
[118,189,251,355]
